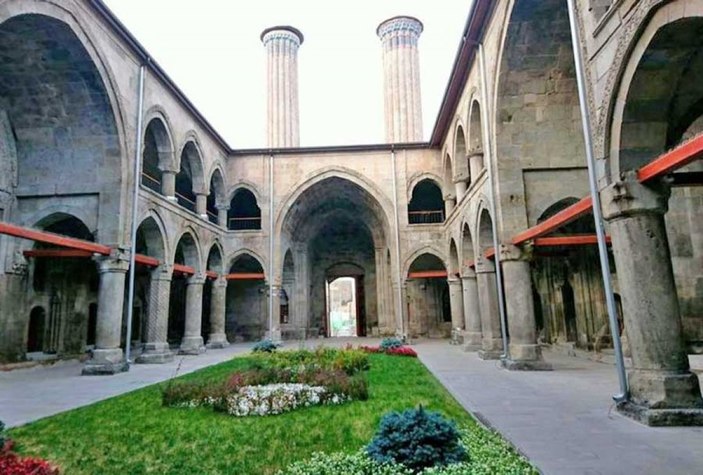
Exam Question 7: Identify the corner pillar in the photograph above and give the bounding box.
[475,257,502,360]
[83,255,129,375]
[136,268,174,363]
[180,276,206,354]
[207,277,229,348]
[602,175,703,425]
[461,269,482,351]
[499,244,551,371]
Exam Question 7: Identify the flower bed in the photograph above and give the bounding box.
[163,348,369,417]
[360,345,418,357]
[0,422,59,474]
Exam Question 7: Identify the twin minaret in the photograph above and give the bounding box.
[261,16,424,148]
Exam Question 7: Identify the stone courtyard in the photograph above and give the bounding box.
[1,0,703,472]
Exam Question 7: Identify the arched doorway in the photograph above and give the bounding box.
[278,176,393,338]
[406,253,450,338]
[325,263,366,337]
[26,307,46,354]
[226,253,267,341]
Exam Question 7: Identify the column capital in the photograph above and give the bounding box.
[215,202,230,211]
[447,278,462,287]
[460,266,477,279]
[151,266,173,282]
[93,254,129,274]
[214,276,228,288]
[601,172,670,222]
[187,275,207,286]
[499,243,532,262]
[474,257,495,274]
[443,193,456,201]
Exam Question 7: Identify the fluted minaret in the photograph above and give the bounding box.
[261,25,303,148]
[377,16,424,143]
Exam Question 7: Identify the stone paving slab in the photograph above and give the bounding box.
[414,341,703,475]
[0,344,253,428]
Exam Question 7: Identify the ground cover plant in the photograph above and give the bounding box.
[9,351,536,474]
[0,420,59,475]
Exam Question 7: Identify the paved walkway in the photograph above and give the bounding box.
[3,339,703,474]
[415,341,703,475]
[0,344,253,427]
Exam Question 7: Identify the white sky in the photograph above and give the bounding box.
[103,1,472,149]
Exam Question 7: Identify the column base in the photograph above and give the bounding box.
[617,401,703,426]
[136,342,174,364]
[628,370,703,410]
[206,333,230,349]
[462,332,482,352]
[265,329,282,344]
[501,357,553,371]
[82,348,129,375]
[450,329,464,345]
[179,336,206,355]
[478,349,503,360]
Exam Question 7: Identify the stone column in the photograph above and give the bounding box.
[602,175,703,425]
[261,26,303,148]
[475,257,503,360]
[195,193,207,218]
[136,268,174,363]
[461,269,482,351]
[267,284,282,341]
[206,277,229,348]
[500,245,551,370]
[83,256,129,375]
[448,277,464,328]
[454,180,467,202]
[468,151,484,182]
[374,248,391,335]
[377,16,424,143]
[444,195,456,218]
[180,276,206,354]
[160,170,177,202]
[216,203,229,228]
[293,245,309,336]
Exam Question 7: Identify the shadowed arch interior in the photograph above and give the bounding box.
[142,118,172,193]
[408,179,444,224]
[406,252,450,338]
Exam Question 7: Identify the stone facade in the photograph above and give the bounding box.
[0,0,701,424]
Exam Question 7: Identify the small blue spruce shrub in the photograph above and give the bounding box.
[252,339,280,353]
[366,407,467,471]
[379,337,404,351]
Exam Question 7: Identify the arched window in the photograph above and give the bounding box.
[228,189,261,230]
[408,179,444,224]
[207,170,225,225]
[175,157,197,212]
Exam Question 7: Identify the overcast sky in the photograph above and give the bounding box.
[103,1,472,149]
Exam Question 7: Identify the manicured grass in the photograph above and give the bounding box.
[9,353,528,474]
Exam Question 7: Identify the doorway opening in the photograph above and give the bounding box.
[325,275,365,337]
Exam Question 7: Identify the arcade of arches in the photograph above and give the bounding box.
[0,0,702,425]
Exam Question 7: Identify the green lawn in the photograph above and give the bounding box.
[9,353,531,474]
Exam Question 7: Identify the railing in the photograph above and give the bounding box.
[228,216,262,230]
[175,191,196,213]
[141,172,161,193]
[408,210,445,225]
[206,210,218,225]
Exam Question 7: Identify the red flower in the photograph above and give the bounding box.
[0,452,60,475]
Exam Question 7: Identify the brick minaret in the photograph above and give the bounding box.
[377,16,424,143]
[261,26,303,148]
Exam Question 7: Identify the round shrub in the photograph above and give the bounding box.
[252,339,280,353]
[366,407,467,471]
[380,337,404,351]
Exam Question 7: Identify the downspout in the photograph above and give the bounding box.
[125,63,147,364]
[477,43,509,359]
[268,152,275,338]
[566,0,628,402]
[390,146,405,339]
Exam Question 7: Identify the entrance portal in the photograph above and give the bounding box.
[327,277,357,337]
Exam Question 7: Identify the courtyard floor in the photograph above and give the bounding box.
[2,339,703,474]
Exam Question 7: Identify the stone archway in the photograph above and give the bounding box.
[278,176,394,338]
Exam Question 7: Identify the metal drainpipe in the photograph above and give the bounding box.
[268,152,275,339]
[390,146,405,339]
[125,63,147,364]
[477,43,509,359]
[566,0,628,402]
